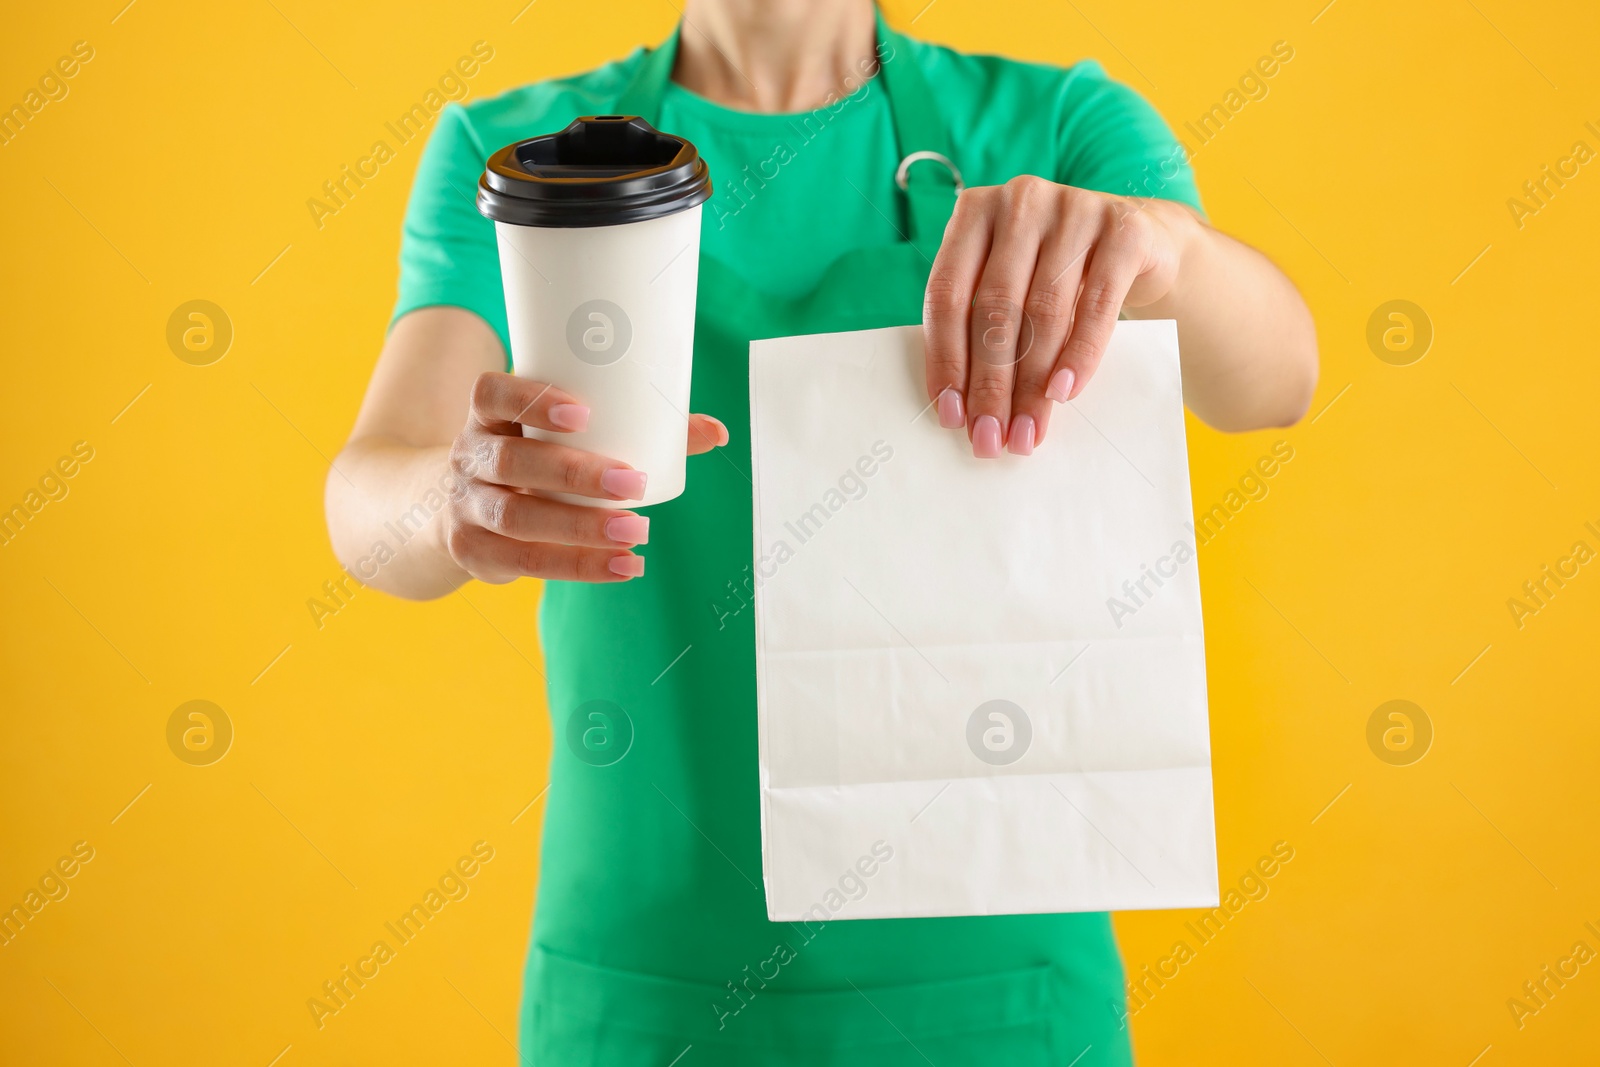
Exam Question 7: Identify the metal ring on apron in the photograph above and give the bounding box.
[895,150,964,194]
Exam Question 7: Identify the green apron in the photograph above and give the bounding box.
[527,15,1133,1065]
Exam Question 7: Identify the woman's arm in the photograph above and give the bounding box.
[325,306,726,601]
[325,307,493,600]
[922,177,1318,455]
[1123,198,1318,432]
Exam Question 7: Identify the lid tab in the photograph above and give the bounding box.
[477,115,712,228]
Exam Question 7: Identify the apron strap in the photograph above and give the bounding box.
[614,9,960,257]
[873,10,961,257]
[614,26,679,124]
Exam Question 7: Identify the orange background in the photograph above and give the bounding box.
[2,1,1598,1063]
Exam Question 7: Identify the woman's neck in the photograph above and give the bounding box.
[674,0,878,112]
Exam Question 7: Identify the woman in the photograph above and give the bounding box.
[326,0,1317,1061]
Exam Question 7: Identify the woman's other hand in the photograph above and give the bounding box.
[922,176,1193,457]
[327,306,730,599]
[444,371,728,583]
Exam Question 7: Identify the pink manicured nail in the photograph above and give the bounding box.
[548,403,591,431]
[1008,414,1035,456]
[1045,367,1076,403]
[608,554,646,578]
[605,515,650,545]
[937,387,965,429]
[600,468,648,499]
[973,414,1003,459]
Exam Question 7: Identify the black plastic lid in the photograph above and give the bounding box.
[477,115,713,228]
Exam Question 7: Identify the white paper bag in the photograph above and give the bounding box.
[748,321,1218,921]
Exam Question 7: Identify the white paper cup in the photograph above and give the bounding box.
[478,117,712,508]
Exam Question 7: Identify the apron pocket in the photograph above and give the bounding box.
[524,946,1123,1066]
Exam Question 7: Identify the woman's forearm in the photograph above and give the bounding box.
[324,438,472,601]
[1128,200,1319,432]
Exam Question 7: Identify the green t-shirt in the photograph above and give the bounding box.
[393,36,1201,355]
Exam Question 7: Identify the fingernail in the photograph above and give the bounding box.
[1046,368,1076,403]
[1008,414,1035,456]
[937,387,965,429]
[697,415,729,447]
[973,414,1003,459]
[600,468,648,499]
[548,403,590,431]
[605,514,650,545]
[608,554,646,578]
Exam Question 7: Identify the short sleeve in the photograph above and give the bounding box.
[1055,64,1203,215]
[392,103,510,355]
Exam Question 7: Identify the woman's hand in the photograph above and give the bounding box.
[443,371,727,583]
[923,175,1200,456]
